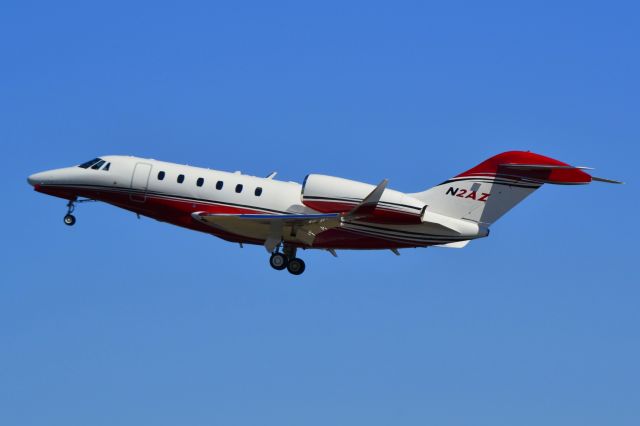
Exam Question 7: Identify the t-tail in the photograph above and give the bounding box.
[410,151,622,226]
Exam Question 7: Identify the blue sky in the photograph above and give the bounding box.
[1,1,638,425]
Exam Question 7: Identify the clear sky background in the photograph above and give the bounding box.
[1,1,638,425]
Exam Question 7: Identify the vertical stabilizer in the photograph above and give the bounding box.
[410,151,593,225]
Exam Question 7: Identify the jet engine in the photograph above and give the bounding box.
[301,174,425,223]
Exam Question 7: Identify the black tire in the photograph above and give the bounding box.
[269,253,288,270]
[63,214,76,226]
[287,258,306,275]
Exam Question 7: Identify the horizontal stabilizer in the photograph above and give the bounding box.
[500,163,593,170]
[500,163,623,184]
[592,176,624,184]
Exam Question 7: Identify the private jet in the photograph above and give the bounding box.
[27,151,621,275]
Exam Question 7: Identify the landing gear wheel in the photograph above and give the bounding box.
[63,214,76,226]
[287,258,306,275]
[269,253,288,270]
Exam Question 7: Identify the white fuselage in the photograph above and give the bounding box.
[28,155,485,250]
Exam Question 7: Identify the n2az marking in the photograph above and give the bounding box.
[446,187,490,202]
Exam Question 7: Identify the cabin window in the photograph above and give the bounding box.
[177,174,185,183]
[216,181,223,190]
[78,158,101,169]
[235,184,243,193]
[91,160,106,170]
[158,171,165,180]
[197,177,204,187]
[255,187,263,196]
[102,162,110,171]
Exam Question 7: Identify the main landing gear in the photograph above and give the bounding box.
[64,200,76,226]
[269,244,306,275]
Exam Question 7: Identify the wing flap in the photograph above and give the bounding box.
[192,211,341,250]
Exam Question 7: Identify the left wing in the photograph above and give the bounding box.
[191,212,341,252]
[192,180,392,251]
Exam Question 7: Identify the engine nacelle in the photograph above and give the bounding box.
[301,174,425,223]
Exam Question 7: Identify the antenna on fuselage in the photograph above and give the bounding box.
[266,172,277,179]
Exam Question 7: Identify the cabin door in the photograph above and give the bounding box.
[130,163,152,202]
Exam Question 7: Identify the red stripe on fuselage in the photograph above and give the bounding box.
[35,184,436,249]
[302,200,423,224]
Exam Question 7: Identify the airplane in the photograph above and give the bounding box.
[27,151,621,275]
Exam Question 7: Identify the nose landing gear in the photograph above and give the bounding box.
[64,200,76,226]
[269,243,306,275]
[61,198,97,226]
[63,214,76,226]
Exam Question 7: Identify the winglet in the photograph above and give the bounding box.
[344,179,388,219]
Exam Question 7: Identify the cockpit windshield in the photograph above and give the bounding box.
[78,158,111,171]
[78,158,102,168]
[90,160,106,170]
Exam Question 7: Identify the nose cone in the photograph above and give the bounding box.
[27,169,66,187]
[28,171,49,187]
[28,167,82,199]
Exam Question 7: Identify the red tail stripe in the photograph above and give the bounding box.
[456,151,591,184]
